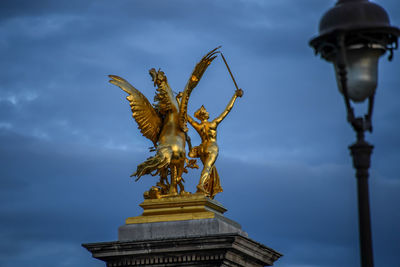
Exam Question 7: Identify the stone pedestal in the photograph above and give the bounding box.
[82,195,282,266]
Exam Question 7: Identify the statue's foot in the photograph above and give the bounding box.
[168,188,178,196]
[179,190,191,196]
[145,186,162,199]
[196,184,207,195]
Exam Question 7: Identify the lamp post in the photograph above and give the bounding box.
[309,1,399,266]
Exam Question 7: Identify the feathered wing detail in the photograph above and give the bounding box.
[109,75,162,146]
[179,46,221,132]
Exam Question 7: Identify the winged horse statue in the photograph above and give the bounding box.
[109,47,220,198]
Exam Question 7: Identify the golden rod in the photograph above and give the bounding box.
[220,52,240,91]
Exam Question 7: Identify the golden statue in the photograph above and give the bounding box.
[184,89,243,199]
[109,47,243,201]
[109,47,220,198]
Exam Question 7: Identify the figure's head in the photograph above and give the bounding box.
[194,105,209,121]
[149,68,167,87]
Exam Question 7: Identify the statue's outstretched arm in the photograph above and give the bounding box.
[187,114,201,133]
[213,89,243,125]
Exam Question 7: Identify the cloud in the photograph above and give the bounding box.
[1,0,399,266]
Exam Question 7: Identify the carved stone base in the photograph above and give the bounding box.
[119,216,247,241]
[83,195,282,266]
[82,233,282,267]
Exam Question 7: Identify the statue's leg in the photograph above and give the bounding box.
[176,159,187,194]
[197,149,218,195]
[169,165,178,195]
[157,167,169,194]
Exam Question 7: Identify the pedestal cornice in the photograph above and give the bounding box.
[82,233,282,267]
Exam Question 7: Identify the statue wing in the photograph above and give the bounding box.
[179,46,220,132]
[109,75,162,146]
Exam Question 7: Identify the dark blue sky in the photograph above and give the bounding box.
[1,0,399,266]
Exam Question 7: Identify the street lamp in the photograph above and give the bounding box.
[309,0,400,267]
